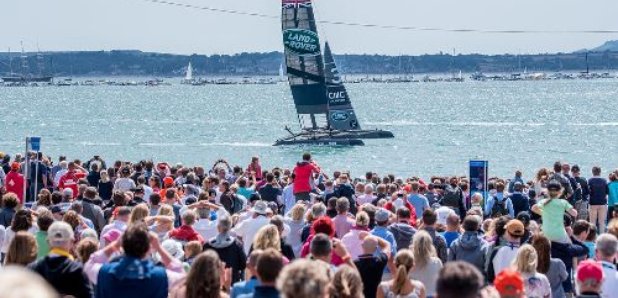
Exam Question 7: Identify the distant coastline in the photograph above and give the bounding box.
[1,47,618,77]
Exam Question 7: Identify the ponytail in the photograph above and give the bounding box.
[392,264,408,295]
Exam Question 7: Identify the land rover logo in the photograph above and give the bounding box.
[283,29,320,56]
[331,112,349,122]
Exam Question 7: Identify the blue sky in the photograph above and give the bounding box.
[3,0,618,55]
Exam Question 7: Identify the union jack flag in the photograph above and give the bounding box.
[282,0,312,9]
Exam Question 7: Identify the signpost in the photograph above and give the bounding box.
[469,160,489,205]
[24,137,41,202]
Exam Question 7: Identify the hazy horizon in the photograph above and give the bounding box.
[3,0,618,56]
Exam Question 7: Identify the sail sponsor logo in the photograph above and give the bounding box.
[330,111,349,122]
[282,0,312,8]
[328,90,347,105]
[283,29,320,56]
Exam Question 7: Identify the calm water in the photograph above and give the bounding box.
[1,79,618,178]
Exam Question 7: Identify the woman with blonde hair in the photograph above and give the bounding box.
[128,203,149,225]
[409,231,442,298]
[4,231,38,266]
[147,204,175,240]
[377,249,426,298]
[330,264,364,298]
[253,224,281,252]
[284,203,305,257]
[513,244,551,298]
[170,250,229,298]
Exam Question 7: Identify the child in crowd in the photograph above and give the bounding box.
[183,240,202,266]
[584,225,597,259]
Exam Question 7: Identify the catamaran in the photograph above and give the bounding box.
[275,0,394,146]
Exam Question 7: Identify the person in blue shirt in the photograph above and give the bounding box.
[442,213,461,247]
[231,250,262,298]
[238,248,282,298]
[371,208,397,256]
[407,181,430,220]
[484,182,515,218]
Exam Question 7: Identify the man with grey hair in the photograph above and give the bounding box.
[333,197,354,238]
[28,221,93,297]
[204,216,247,283]
[596,233,618,298]
[301,202,327,243]
[53,160,69,188]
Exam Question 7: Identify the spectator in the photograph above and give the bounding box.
[530,234,568,298]
[35,211,55,259]
[448,215,488,274]
[233,201,271,254]
[407,181,430,219]
[168,210,204,244]
[371,208,397,255]
[4,231,37,266]
[419,209,448,263]
[231,250,262,298]
[575,260,604,298]
[0,193,19,227]
[341,211,371,260]
[387,207,417,251]
[436,261,485,298]
[355,235,392,298]
[80,187,106,233]
[532,180,578,243]
[588,166,608,233]
[509,182,530,217]
[442,213,461,247]
[4,163,25,203]
[238,248,283,298]
[377,249,426,298]
[276,259,330,298]
[410,230,443,297]
[0,266,58,298]
[283,203,305,257]
[333,197,355,238]
[493,269,525,298]
[331,265,364,298]
[169,251,229,298]
[595,233,618,298]
[487,219,525,282]
[513,244,551,298]
[292,153,320,201]
[85,223,186,298]
[204,216,247,284]
[76,238,98,264]
[29,221,93,298]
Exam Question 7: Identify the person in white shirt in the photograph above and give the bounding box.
[114,167,136,192]
[595,233,618,298]
[187,200,230,241]
[356,184,376,206]
[282,177,296,215]
[232,201,271,254]
[435,205,457,226]
[340,211,371,260]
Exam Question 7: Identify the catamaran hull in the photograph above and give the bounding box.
[273,129,394,146]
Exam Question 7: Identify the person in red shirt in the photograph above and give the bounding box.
[168,209,204,244]
[5,162,25,204]
[246,156,263,181]
[58,162,80,199]
[292,153,321,202]
[384,192,417,227]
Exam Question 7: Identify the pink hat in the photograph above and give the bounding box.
[102,229,122,243]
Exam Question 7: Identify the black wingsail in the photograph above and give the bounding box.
[281,0,328,129]
[323,42,361,131]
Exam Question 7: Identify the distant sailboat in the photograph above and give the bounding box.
[180,62,194,84]
[274,0,394,146]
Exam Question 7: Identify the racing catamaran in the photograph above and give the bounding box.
[275,0,394,146]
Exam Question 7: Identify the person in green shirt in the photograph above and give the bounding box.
[532,180,578,243]
[35,212,55,259]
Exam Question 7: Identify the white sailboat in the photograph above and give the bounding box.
[180,62,194,84]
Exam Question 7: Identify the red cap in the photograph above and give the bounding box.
[403,184,411,193]
[494,269,524,296]
[157,163,167,170]
[10,162,20,171]
[577,260,604,283]
[163,177,174,186]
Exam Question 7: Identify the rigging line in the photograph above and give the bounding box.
[138,0,618,34]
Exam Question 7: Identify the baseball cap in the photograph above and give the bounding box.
[10,162,20,171]
[252,201,268,215]
[547,180,562,191]
[163,177,174,186]
[47,221,75,246]
[576,260,603,283]
[506,219,525,237]
[494,269,524,296]
[402,184,411,193]
[375,208,390,223]
[102,228,122,244]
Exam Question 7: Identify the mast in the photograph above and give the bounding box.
[185,62,193,80]
[281,0,328,130]
[20,42,28,79]
[8,47,13,75]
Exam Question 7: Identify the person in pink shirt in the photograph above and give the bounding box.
[333,197,355,238]
[341,211,371,260]
[246,156,263,181]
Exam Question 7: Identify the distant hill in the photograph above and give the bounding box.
[1,47,618,77]
[576,40,618,53]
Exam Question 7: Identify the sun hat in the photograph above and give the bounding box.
[252,201,268,215]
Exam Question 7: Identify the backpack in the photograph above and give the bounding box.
[441,185,461,208]
[491,197,509,217]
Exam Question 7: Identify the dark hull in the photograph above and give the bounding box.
[273,129,393,146]
[1,76,53,83]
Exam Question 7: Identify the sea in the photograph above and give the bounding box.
[1,79,618,179]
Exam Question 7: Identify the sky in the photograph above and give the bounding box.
[3,0,618,56]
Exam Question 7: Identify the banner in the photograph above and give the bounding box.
[469,160,488,202]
